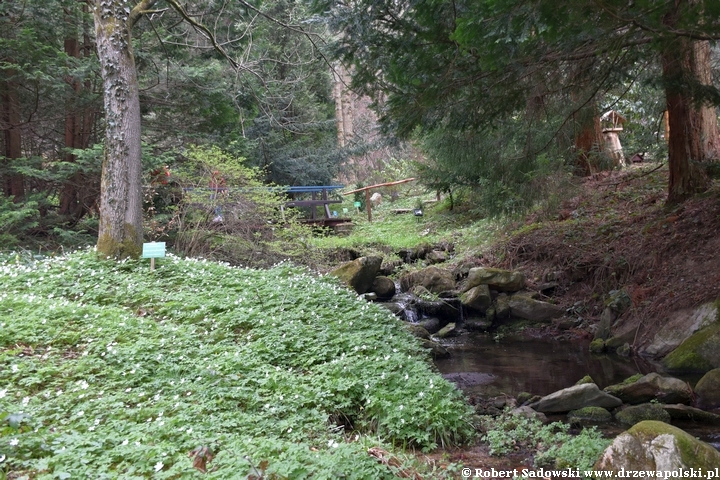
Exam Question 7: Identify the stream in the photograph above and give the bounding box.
[432,332,720,449]
[433,333,664,398]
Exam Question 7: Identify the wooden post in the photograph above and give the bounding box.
[342,178,416,223]
[365,189,372,222]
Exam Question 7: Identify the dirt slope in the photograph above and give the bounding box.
[485,165,720,351]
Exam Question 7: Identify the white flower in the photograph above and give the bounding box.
[287,427,292,433]
[121,439,129,445]
[0,389,6,398]
[10,438,19,446]
[11,365,18,373]
[154,461,164,472]
[22,396,29,406]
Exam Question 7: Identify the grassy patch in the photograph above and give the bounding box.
[0,250,473,478]
[311,192,501,257]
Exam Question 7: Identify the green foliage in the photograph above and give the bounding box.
[163,145,324,268]
[319,0,720,210]
[481,412,610,471]
[0,250,474,478]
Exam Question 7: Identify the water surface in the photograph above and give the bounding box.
[434,333,664,398]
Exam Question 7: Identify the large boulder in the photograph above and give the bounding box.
[370,276,396,300]
[615,403,672,426]
[662,322,720,373]
[464,267,526,293]
[529,383,622,413]
[603,372,693,405]
[329,256,382,294]
[644,303,718,357]
[594,421,720,471]
[508,295,564,323]
[693,368,720,409]
[460,284,493,313]
[399,266,456,294]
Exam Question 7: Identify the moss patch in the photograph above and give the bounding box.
[615,403,671,426]
[662,322,720,373]
[627,421,720,469]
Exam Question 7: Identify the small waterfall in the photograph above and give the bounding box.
[402,306,419,323]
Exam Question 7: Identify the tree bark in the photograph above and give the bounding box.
[661,0,716,203]
[332,63,353,147]
[573,105,604,176]
[60,4,98,219]
[93,0,145,258]
[1,71,24,200]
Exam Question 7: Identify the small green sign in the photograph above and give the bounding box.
[353,201,362,208]
[142,242,166,258]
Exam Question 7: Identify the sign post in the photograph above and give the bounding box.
[142,242,166,271]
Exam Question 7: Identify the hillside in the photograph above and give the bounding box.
[485,165,720,351]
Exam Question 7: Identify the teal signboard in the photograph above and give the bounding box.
[142,242,166,258]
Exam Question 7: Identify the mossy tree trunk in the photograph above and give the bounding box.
[93,0,155,258]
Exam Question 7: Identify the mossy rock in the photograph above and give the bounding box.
[615,403,671,426]
[516,391,535,405]
[603,372,692,405]
[694,368,720,409]
[567,406,612,425]
[575,375,595,385]
[403,323,430,340]
[589,338,606,353]
[329,256,382,294]
[595,421,720,470]
[662,322,720,373]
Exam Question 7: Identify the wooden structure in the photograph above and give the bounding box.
[283,185,350,228]
[601,110,627,167]
[343,178,416,222]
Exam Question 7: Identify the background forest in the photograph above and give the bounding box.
[1,0,720,264]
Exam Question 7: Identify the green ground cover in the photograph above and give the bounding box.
[0,250,473,479]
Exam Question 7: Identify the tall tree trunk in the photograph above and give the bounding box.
[332,63,353,147]
[573,105,604,177]
[661,0,716,203]
[60,28,83,217]
[689,40,720,161]
[93,0,145,258]
[1,71,24,200]
[570,59,605,177]
[60,4,97,219]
